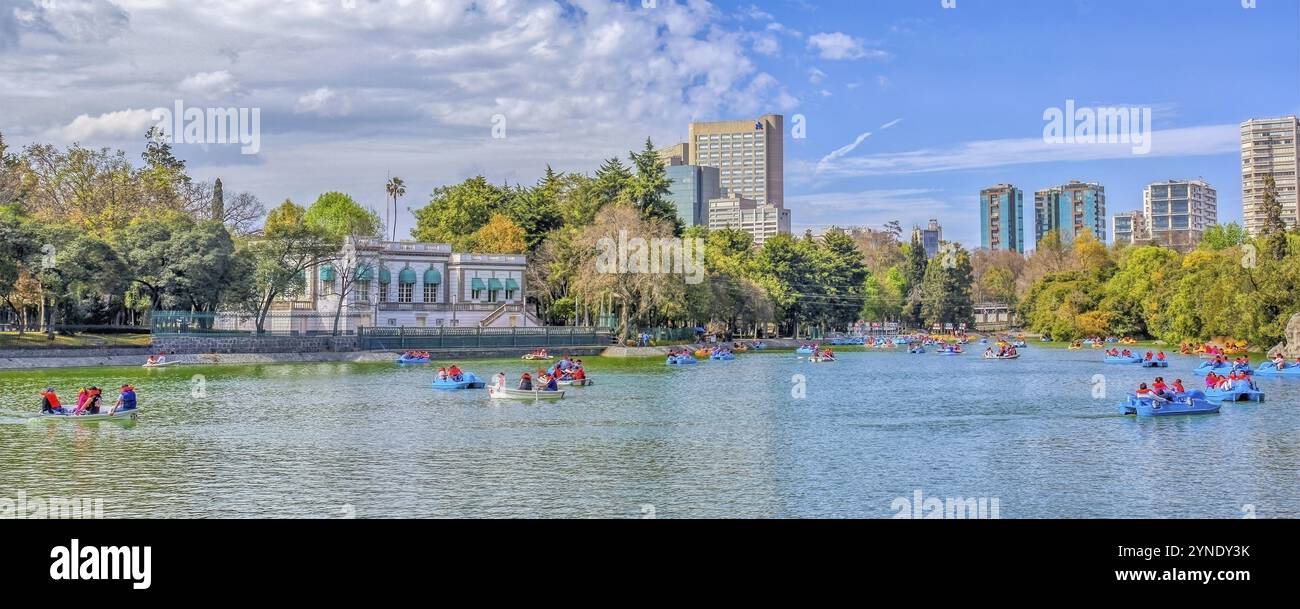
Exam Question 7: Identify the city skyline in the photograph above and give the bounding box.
[1,0,1296,249]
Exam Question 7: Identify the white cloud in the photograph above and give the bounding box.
[807,32,890,61]
[51,108,157,142]
[816,119,903,174]
[811,123,1239,179]
[295,87,353,118]
[178,70,241,98]
[808,67,827,85]
[876,75,891,88]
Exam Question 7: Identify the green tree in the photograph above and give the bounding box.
[920,242,973,329]
[304,192,382,335]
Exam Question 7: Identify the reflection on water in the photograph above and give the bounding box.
[0,349,1296,518]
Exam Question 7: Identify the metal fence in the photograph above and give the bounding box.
[358,326,613,350]
[151,311,368,337]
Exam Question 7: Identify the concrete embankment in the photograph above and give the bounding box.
[600,338,807,358]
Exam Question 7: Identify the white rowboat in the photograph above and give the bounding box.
[487,387,565,400]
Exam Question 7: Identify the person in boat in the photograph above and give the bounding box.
[1152,377,1170,399]
[1271,353,1288,369]
[1156,351,1167,361]
[75,387,90,412]
[1135,383,1164,402]
[518,372,534,390]
[108,385,137,415]
[78,387,103,415]
[572,365,586,382]
[40,387,63,415]
[448,364,463,382]
[1171,379,1187,394]
[493,372,507,391]
[984,347,995,358]
[436,367,449,381]
[542,373,559,392]
[1144,351,1154,361]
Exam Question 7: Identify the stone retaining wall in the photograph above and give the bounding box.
[0,346,153,359]
[151,335,359,354]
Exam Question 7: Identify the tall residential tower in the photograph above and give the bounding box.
[1241,116,1299,235]
[1034,181,1107,245]
[980,184,1025,253]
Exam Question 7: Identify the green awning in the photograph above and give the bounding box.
[424,269,442,285]
[398,268,416,284]
[355,265,373,281]
[318,263,336,282]
[488,278,504,291]
[471,278,487,291]
[504,278,519,291]
[378,267,391,284]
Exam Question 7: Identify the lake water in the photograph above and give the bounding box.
[1,347,1296,518]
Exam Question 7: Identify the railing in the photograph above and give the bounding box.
[151,311,369,337]
[357,326,613,350]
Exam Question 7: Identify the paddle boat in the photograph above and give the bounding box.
[983,352,1019,360]
[432,372,486,390]
[1011,340,1028,348]
[1104,355,1142,364]
[1194,361,1251,375]
[487,386,565,401]
[142,356,174,368]
[1204,384,1265,403]
[892,337,911,346]
[666,354,698,365]
[1116,392,1220,417]
[710,351,736,361]
[936,347,963,356]
[558,378,594,387]
[397,354,431,365]
[1141,359,1169,368]
[521,353,554,361]
[1255,361,1300,377]
[693,348,712,359]
[749,342,767,350]
[34,408,140,423]
[808,353,837,363]
[795,345,817,355]
[908,346,926,354]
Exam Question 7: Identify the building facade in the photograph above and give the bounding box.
[1241,116,1299,235]
[657,142,690,167]
[707,193,790,248]
[1111,210,1147,246]
[979,184,1025,252]
[283,238,539,333]
[1034,180,1107,245]
[665,164,721,227]
[913,218,943,259]
[1143,179,1217,251]
[688,114,784,208]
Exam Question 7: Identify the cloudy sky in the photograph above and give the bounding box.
[1,0,1297,246]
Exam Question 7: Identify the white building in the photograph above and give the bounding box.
[707,193,791,248]
[301,238,539,332]
[1142,179,1217,251]
[1241,116,1299,235]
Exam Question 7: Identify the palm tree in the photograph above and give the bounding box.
[385,176,406,241]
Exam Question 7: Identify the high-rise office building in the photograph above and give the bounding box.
[707,193,790,248]
[1143,179,1217,251]
[1034,180,1107,244]
[658,142,690,167]
[913,219,943,259]
[1241,116,1299,235]
[665,164,721,227]
[688,115,784,209]
[1111,210,1147,246]
[979,184,1025,253]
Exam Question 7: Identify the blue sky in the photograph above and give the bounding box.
[1,0,1297,248]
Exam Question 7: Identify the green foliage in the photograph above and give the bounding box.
[305,192,381,239]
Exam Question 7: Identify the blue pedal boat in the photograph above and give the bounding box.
[397,355,431,364]
[1141,359,1169,368]
[795,346,816,355]
[1204,384,1265,403]
[710,352,736,361]
[1117,391,1220,416]
[1254,362,1300,377]
[1194,361,1252,375]
[432,372,485,390]
[666,355,698,365]
[1104,355,1143,364]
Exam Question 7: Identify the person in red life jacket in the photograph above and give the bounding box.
[518,372,533,391]
[40,387,63,415]
[1172,379,1186,394]
[448,364,463,381]
[1145,351,1154,361]
[79,387,103,415]
[1204,372,1219,389]
[1156,351,1167,361]
[572,365,586,381]
[1135,383,1152,396]
[1152,377,1168,394]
